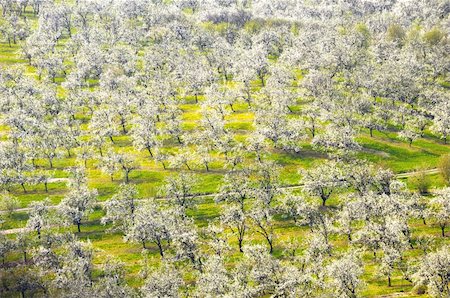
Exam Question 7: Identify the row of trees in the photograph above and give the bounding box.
[0,0,448,190]
[1,158,450,297]
[1,158,449,296]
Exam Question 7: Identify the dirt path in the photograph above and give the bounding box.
[395,168,439,179]
[0,227,31,235]
[48,178,69,183]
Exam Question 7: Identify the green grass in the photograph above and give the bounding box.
[357,130,450,173]
[1,10,450,297]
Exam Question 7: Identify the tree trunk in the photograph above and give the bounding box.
[268,239,273,254]
[77,222,81,233]
[157,242,164,258]
[44,182,48,192]
[49,158,53,169]
[441,225,445,237]
[388,276,391,287]
[246,95,252,107]
[147,147,153,157]
[110,136,115,144]
[21,183,26,193]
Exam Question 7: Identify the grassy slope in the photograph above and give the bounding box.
[0,9,449,297]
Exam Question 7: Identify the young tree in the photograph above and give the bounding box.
[0,192,20,216]
[230,244,282,296]
[101,184,138,233]
[312,125,361,158]
[0,233,12,264]
[169,148,194,170]
[53,240,94,296]
[253,160,281,207]
[326,252,364,298]
[378,245,402,287]
[302,105,322,138]
[36,129,63,169]
[154,147,169,170]
[428,188,450,237]
[130,111,161,157]
[169,214,203,271]
[99,149,120,181]
[26,198,51,239]
[221,204,247,253]
[300,161,347,206]
[93,258,134,298]
[431,100,450,144]
[254,107,306,152]
[115,152,139,183]
[159,173,197,210]
[15,231,34,263]
[124,201,171,257]
[196,145,213,172]
[246,133,269,162]
[58,186,98,233]
[337,201,361,241]
[413,246,450,297]
[89,108,120,144]
[195,255,230,297]
[33,169,54,192]
[398,125,420,147]
[250,206,275,254]
[216,169,254,252]
[141,264,183,298]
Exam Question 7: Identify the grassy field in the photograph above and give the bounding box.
[1,7,450,297]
